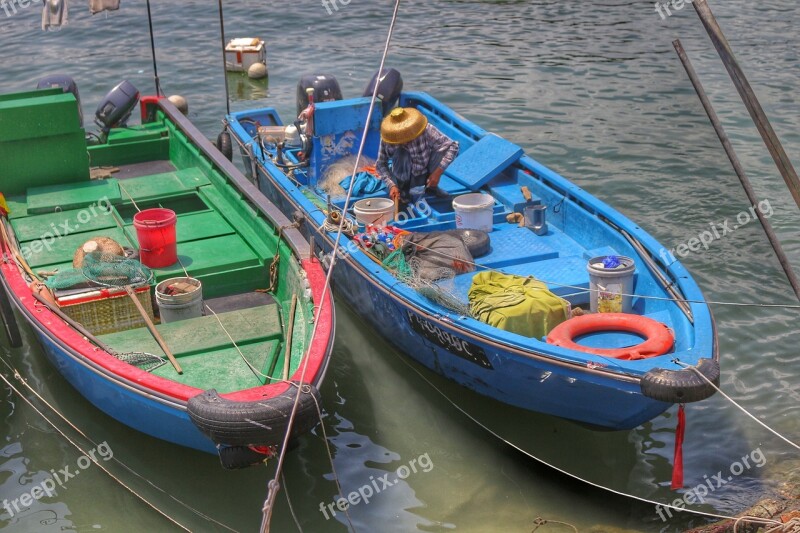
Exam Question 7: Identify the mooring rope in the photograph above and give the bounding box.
[0,356,239,532]
[385,346,784,528]
[673,359,800,451]
[0,358,208,531]
[258,1,403,531]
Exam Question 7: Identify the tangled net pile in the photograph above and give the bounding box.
[45,252,152,290]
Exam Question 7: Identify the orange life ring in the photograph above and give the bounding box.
[546,313,674,360]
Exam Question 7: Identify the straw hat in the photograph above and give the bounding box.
[380,107,428,145]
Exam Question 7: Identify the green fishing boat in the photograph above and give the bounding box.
[0,79,334,469]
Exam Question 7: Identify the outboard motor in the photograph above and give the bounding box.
[296,74,342,117]
[37,74,83,127]
[95,80,139,133]
[363,68,403,116]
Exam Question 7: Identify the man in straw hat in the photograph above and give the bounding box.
[376,107,459,206]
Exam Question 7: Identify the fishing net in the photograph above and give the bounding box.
[45,252,152,290]
[381,233,475,316]
[318,155,377,196]
[113,351,167,372]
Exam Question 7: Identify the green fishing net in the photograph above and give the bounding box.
[44,252,152,290]
[381,247,472,316]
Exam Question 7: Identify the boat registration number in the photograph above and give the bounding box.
[407,312,493,369]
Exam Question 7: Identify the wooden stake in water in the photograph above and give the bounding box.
[693,0,800,210]
[674,39,800,303]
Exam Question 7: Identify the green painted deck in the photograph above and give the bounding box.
[1,90,311,396]
[7,164,292,390]
[26,179,121,214]
[99,304,284,391]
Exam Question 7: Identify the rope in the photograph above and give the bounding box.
[322,213,357,236]
[0,362,244,532]
[385,345,784,527]
[397,238,800,310]
[118,182,142,213]
[280,471,303,533]
[267,222,300,294]
[530,517,578,532]
[673,359,800,451]
[204,303,276,382]
[258,1,403,530]
[172,256,277,383]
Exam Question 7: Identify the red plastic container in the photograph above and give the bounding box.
[133,208,178,268]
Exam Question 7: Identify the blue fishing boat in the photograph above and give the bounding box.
[224,70,719,430]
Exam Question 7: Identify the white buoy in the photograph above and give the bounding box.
[167,95,189,115]
[248,62,267,80]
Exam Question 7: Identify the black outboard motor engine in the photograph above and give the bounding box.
[37,74,83,127]
[363,68,403,116]
[296,74,342,117]
[95,80,140,133]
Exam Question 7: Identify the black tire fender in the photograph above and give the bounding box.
[187,382,320,447]
[641,358,720,403]
[216,130,233,161]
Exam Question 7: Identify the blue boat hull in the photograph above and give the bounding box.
[254,171,670,430]
[27,314,216,453]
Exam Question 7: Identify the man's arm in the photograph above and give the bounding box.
[375,141,395,189]
[376,141,401,201]
[426,126,459,188]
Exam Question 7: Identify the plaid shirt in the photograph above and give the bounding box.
[376,124,458,189]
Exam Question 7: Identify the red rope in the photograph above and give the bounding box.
[671,404,686,490]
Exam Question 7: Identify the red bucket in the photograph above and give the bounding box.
[133,208,178,268]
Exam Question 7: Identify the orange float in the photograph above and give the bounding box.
[547,313,674,360]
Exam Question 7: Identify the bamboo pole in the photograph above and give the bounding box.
[673,39,800,302]
[693,0,800,210]
[124,285,182,374]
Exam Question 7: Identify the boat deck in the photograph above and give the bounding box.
[7,160,295,391]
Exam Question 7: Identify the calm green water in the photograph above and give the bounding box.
[2,1,799,531]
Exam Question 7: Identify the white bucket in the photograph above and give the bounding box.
[155,277,203,323]
[353,198,395,226]
[587,256,636,313]
[453,193,495,232]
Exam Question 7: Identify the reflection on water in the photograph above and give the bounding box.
[1,0,799,531]
[227,72,269,102]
